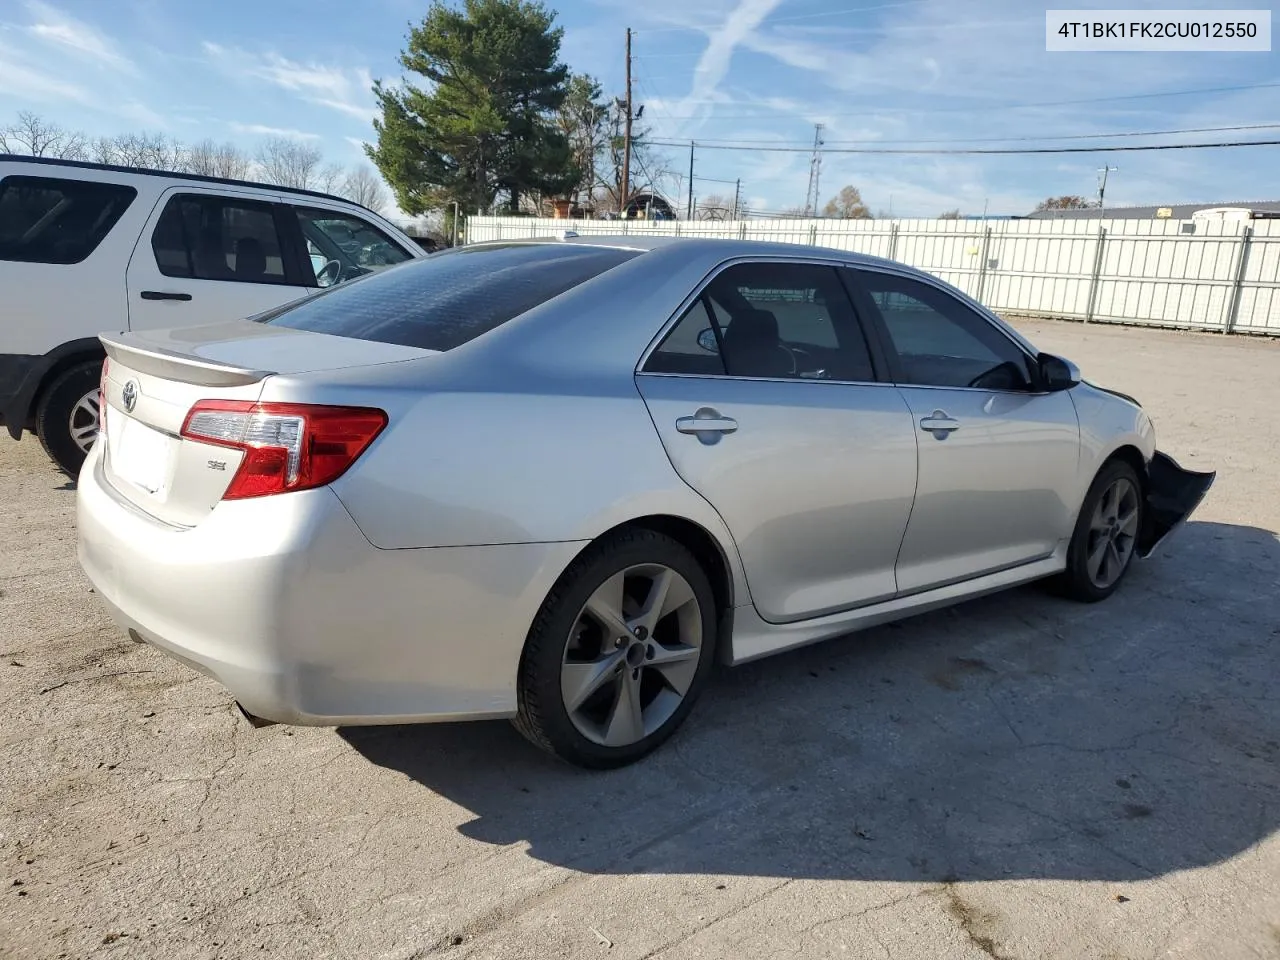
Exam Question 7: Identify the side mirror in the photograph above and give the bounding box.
[1038,352,1081,391]
[696,327,719,353]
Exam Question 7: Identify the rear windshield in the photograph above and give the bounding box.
[263,242,642,351]
[0,175,137,264]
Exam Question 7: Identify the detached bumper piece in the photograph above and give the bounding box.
[1137,451,1216,559]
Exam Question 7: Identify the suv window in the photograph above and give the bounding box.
[646,261,875,381]
[852,271,1035,390]
[151,194,290,284]
[262,242,642,351]
[294,207,413,287]
[0,175,136,265]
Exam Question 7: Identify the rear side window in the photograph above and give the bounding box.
[0,175,136,264]
[264,242,642,351]
[151,194,290,284]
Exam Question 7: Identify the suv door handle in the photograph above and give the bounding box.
[676,408,738,443]
[919,411,960,437]
[140,291,193,302]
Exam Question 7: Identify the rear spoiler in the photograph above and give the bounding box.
[100,334,272,388]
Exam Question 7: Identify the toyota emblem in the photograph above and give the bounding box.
[122,379,139,413]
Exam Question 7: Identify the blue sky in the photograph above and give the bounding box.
[1,0,1278,216]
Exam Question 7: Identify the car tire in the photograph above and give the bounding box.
[1055,458,1145,603]
[35,360,103,478]
[513,528,719,769]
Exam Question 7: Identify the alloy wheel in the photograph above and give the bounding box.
[560,563,703,748]
[68,389,100,455]
[1085,476,1140,589]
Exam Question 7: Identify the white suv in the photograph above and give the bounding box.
[0,155,426,474]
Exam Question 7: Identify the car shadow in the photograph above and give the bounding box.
[339,520,1279,884]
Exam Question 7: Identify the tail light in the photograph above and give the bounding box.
[98,358,110,439]
[180,400,387,499]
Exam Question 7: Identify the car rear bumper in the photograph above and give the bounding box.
[1137,450,1216,558]
[76,442,585,725]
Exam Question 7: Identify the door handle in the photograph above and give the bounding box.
[919,410,959,438]
[676,408,738,443]
[676,416,738,434]
[140,291,193,301]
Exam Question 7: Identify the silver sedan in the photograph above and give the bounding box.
[76,237,1214,768]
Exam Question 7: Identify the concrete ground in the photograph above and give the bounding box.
[1,318,1277,960]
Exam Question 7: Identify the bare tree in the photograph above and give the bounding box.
[0,111,88,159]
[183,139,252,179]
[556,73,608,209]
[214,142,252,180]
[316,163,346,195]
[340,165,390,213]
[93,132,183,171]
[255,136,322,189]
[695,194,733,221]
[938,208,961,219]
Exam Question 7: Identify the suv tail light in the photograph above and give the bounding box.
[180,400,387,499]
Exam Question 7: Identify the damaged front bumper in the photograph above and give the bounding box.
[1136,451,1216,559]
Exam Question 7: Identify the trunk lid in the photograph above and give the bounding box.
[98,321,435,527]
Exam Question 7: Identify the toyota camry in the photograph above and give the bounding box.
[77,236,1215,768]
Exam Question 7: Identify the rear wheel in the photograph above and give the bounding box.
[1056,459,1144,602]
[513,529,718,769]
[35,360,102,478]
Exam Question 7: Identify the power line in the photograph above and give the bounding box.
[637,122,1280,148]
[641,80,1280,120]
[628,0,937,35]
[644,138,1280,156]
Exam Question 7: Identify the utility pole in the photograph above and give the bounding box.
[686,140,694,219]
[732,178,741,220]
[620,27,633,218]
[804,123,824,216]
[1097,165,1117,213]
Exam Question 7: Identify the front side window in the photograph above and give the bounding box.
[853,270,1036,391]
[646,261,875,381]
[294,207,414,288]
[263,242,641,351]
[0,175,136,264]
[151,194,289,284]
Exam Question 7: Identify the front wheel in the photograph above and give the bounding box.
[1056,459,1144,602]
[513,529,718,769]
[35,360,103,478]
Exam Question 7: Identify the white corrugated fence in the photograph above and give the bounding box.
[464,215,1280,336]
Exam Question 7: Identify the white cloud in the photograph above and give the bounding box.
[203,43,376,123]
[24,0,136,75]
[0,43,93,105]
[670,0,787,125]
[116,100,167,128]
[229,122,321,140]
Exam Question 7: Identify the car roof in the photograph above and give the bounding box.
[475,233,906,270]
[0,153,377,214]
[460,233,1043,365]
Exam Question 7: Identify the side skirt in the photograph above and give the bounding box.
[728,545,1069,666]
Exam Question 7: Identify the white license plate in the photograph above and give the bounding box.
[112,414,172,495]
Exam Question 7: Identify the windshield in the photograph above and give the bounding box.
[263,242,641,351]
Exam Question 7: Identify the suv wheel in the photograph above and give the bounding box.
[35,360,102,478]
